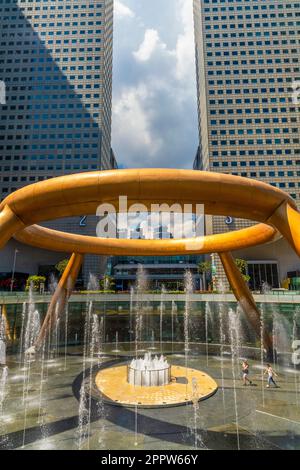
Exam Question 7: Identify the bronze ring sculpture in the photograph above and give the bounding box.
[1,168,300,353]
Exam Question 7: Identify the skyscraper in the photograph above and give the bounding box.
[0,0,115,285]
[193,0,300,289]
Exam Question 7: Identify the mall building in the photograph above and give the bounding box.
[0,0,116,287]
[193,0,300,290]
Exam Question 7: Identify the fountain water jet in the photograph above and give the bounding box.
[128,353,171,387]
[135,265,148,357]
[184,271,193,370]
[292,308,300,407]
[260,304,266,408]
[205,302,213,367]
[159,286,166,353]
[0,366,8,447]
[0,311,7,366]
[218,281,227,421]
[229,308,241,450]
[171,301,177,353]
[190,377,206,450]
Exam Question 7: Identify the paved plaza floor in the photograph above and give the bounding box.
[1,348,300,450]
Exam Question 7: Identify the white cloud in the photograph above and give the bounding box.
[174,0,196,82]
[115,0,135,19]
[133,29,167,62]
[112,0,198,169]
[113,84,163,159]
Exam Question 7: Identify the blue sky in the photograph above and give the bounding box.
[111,0,198,169]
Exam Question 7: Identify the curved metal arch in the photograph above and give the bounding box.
[1,169,299,354]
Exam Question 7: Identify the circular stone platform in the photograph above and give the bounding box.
[95,365,218,408]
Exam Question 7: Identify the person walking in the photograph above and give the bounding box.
[264,364,279,388]
[242,360,253,386]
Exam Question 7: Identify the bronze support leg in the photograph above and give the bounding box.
[219,252,273,354]
[34,253,83,351]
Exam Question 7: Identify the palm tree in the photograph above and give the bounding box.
[197,261,212,291]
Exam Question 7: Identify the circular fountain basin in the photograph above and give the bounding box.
[94,363,218,408]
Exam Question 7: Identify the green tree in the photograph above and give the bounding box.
[99,274,115,292]
[26,275,46,292]
[235,258,251,283]
[197,260,212,290]
[55,259,69,276]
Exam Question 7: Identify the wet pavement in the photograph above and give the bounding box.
[0,348,300,450]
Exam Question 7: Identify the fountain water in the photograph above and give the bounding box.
[128,353,171,387]
[0,366,8,447]
[0,310,7,366]
[37,340,46,426]
[148,329,157,351]
[95,317,106,448]
[260,304,266,408]
[53,315,60,360]
[135,265,148,356]
[159,286,166,353]
[228,308,241,450]
[171,301,177,353]
[48,273,58,294]
[133,266,149,447]
[78,305,99,450]
[23,286,41,361]
[205,302,213,367]
[63,303,69,371]
[184,271,193,370]
[292,308,300,407]
[191,377,206,450]
[218,282,227,421]
[87,314,101,445]
[129,286,134,349]
[112,331,121,354]
[77,274,100,449]
[78,381,89,450]
[21,286,41,448]
[18,302,26,367]
[272,306,290,366]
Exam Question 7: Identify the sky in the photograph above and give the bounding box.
[111,0,199,169]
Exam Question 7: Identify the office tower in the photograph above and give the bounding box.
[0,0,115,286]
[193,0,300,289]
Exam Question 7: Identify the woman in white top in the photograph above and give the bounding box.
[264,364,279,388]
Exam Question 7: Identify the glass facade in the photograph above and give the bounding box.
[193,0,300,285]
[0,0,115,282]
[194,0,300,197]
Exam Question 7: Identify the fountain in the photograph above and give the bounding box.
[171,301,177,353]
[134,265,148,356]
[48,273,58,294]
[191,377,206,450]
[272,306,290,366]
[20,287,41,448]
[63,304,69,371]
[159,286,166,352]
[21,286,41,361]
[184,272,193,366]
[205,302,212,367]
[148,329,157,351]
[128,353,171,387]
[218,282,227,421]
[292,309,300,407]
[260,304,266,408]
[0,365,8,447]
[1,267,299,450]
[228,308,241,450]
[112,331,121,353]
[0,311,7,366]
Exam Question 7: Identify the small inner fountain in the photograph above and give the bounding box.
[127,352,171,387]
